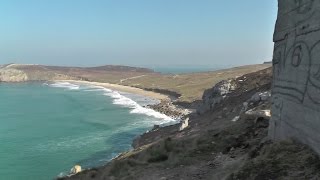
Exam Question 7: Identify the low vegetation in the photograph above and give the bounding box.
[58,67,320,180]
[0,63,271,103]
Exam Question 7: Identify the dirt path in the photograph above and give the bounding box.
[119,75,147,83]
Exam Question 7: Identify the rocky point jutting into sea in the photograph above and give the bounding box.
[0,63,277,178]
[3,0,320,179]
[0,63,270,121]
[60,1,320,179]
[61,64,320,180]
[3,57,320,179]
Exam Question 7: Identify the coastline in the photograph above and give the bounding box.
[59,67,277,180]
[49,79,192,178]
[54,80,191,120]
[56,80,170,101]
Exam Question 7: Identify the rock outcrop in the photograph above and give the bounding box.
[148,100,190,120]
[179,117,189,131]
[197,80,235,114]
[269,0,320,155]
[0,68,28,82]
[61,67,320,180]
[250,91,271,103]
[244,109,271,121]
[69,165,82,175]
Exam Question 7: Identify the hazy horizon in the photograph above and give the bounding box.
[0,0,277,67]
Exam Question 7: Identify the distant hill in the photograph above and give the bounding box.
[87,65,154,73]
[42,65,154,73]
[0,64,155,83]
[0,63,271,103]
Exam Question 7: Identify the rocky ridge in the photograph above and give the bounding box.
[60,67,320,180]
[0,66,28,82]
[148,100,191,120]
[196,79,236,114]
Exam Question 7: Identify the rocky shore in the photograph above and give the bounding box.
[60,67,320,180]
[147,100,191,120]
[4,63,319,179]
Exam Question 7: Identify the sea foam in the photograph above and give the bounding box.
[103,90,173,121]
[48,82,80,90]
[46,82,174,122]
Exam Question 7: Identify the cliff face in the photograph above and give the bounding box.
[61,66,320,180]
[0,64,156,83]
[0,64,76,82]
[197,68,272,115]
[269,0,320,154]
[0,68,28,82]
[196,80,235,114]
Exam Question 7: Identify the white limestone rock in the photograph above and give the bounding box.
[179,118,189,131]
[197,80,235,114]
[244,109,271,120]
[0,68,28,82]
[70,165,82,175]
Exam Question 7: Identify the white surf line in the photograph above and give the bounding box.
[48,82,80,90]
[102,88,174,122]
[46,82,176,122]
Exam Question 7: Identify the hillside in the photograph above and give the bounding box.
[60,67,320,180]
[0,63,271,103]
[119,64,271,103]
[0,64,153,82]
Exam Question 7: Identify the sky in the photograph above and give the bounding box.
[0,0,278,68]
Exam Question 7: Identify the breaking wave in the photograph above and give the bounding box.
[46,82,174,122]
[48,82,80,90]
[102,90,173,121]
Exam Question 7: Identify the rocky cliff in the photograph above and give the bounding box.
[53,0,320,178]
[197,68,272,115]
[60,66,320,180]
[0,64,154,82]
[0,64,69,82]
[0,67,28,82]
[269,0,320,155]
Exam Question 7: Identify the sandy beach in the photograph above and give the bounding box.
[56,80,170,101]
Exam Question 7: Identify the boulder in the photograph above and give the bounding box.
[243,109,271,121]
[250,91,271,103]
[197,80,234,114]
[70,165,82,175]
[179,118,189,131]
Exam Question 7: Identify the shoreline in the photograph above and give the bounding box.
[53,80,193,178]
[54,80,191,120]
[56,80,170,101]
[53,79,191,178]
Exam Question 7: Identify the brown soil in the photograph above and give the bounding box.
[1,63,271,103]
[59,67,320,180]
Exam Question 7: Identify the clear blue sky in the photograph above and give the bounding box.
[0,0,278,67]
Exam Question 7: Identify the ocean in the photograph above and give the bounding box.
[0,82,176,180]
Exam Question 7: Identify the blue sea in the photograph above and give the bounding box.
[0,82,176,180]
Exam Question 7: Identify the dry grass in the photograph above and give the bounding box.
[119,64,271,102]
[10,64,271,102]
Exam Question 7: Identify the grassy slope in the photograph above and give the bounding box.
[60,67,320,180]
[3,63,271,103]
[119,64,271,102]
